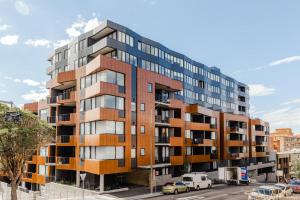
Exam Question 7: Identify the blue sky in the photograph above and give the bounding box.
[0,0,299,132]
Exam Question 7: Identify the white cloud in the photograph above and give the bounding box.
[248,84,275,97]
[0,35,19,45]
[281,98,300,106]
[0,24,10,31]
[249,105,265,116]
[14,78,21,83]
[15,1,30,15]
[21,89,48,101]
[23,79,41,86]
[262,106,300,132]
[269,56,300,66]
[53,39,71,49]
[24,39,51,48]
[65,16,101,38]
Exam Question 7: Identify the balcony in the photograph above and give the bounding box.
[80,134,125,146]
[169,118,183,127]
[46,70,76,89]
[57,91,76,105]
[155,116,170,126]
[255,130,266,136]
[170,156,184,165]
[155,157,170,164]
[186,155,211,163]
[47,116,56,124]
[79,159,128,175]
[155,136,170,144]
[56,135,76,146]
[228,140,244,146]
[83,107,125,122]
[22,172,45,184]
[47,96,57,105]
[56,157,76,170]
[256,152,267,157]
[83,82,124,99]
[170,137,183,146]
[155,95,170,107]
[45,156,56,165]
[256,140,268,146]
[57,113,76,125]
[186,122,211,131]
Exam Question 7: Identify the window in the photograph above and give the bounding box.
[140,148,145,156]
[140,126,145,134]
[116,122,124,134]
[131,102,136,112]
[186,147,191,155]
[140,103,145,111]
[147,83,153,93]
[131,125,136,135]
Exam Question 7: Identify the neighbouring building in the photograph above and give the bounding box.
[21,20,274,192]
[271,128,300,152]
[276,152,291,181]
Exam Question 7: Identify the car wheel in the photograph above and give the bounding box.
[196,185,200,190]
[174,189,178,195]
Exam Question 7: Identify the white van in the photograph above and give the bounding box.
[182,173,212,190]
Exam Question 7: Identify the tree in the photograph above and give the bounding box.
[0,103,55,200]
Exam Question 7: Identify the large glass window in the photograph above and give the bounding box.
[80,120,124,135]
[80,70,125,90]
[101,95,116,108]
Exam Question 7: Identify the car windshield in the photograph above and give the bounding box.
[183,177,193,181]
[274,185,285,190]
[164,182,174,186]
[255,188,272,196]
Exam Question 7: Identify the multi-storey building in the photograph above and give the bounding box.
[271,128,300,152]
[20,20,273,191]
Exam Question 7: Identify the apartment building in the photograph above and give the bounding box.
[20,20,273,192]
[271,128,300,152]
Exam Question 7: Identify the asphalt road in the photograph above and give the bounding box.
[146,184,300,200]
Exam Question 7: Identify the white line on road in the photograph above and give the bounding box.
[203,193,228,200]
[177,196,205,200]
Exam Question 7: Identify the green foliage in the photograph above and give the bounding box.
[0,103,54,181]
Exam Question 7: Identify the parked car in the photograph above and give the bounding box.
[162,181,189,195]
[248,186,283,200]
[274,183,293,196]
[289,180,300,193]
[182,173,212,190]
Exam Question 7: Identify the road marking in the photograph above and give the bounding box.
[203,193,228,200]
[230,189,247,195]
[177,196,205,200]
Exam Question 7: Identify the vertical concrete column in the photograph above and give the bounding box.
[76,170,80,187]
[99,174,104,193]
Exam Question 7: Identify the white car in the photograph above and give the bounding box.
[182,173,212,190]
[274,183,293,197]
[248,186,284,200]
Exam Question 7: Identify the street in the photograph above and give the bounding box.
[146,184,300,200]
